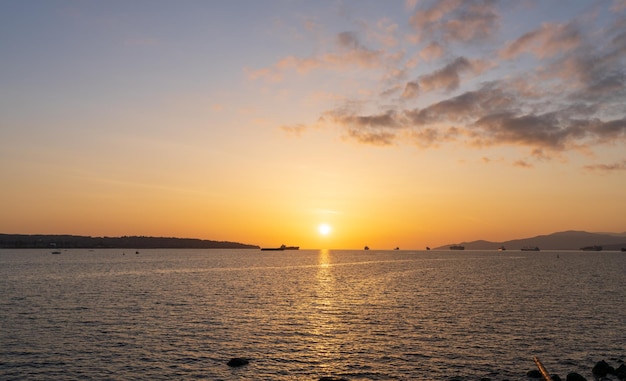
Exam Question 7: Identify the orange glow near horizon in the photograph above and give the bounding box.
[1,2,625,249]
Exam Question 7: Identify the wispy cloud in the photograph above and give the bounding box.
[499,22,581,60]
[246,30,391,82]
[584,160,626,172]
[408,0,500,44]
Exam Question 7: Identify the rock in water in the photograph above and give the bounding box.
[592,360,614,377]
[227,357,249,367]
[566,372,587,381]
[527,369,543,378]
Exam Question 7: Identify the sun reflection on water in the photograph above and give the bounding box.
[309,249,345,370]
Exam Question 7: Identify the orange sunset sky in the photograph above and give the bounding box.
[1,1,625,249]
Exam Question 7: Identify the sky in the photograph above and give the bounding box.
[1,0,625,249]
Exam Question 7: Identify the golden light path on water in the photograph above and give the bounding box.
[313,249,339,373]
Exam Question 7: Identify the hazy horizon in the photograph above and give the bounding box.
[2,1,625,249]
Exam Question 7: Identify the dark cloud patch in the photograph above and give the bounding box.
[323,76,626,154]
[407,126,458,148]
[471,112,588,150]
[325,110,401,146]
[419,57,472,92]
[346,129,396,146]
[346,111,398,129]
[402,57,491,95]
[337,31,360,50]
[590,117,626,140]
[404,84,514,126]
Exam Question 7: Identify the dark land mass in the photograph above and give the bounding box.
[0,234,260,249]
[436,230,626,251]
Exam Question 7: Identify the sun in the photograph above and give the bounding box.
[318,223,332,236]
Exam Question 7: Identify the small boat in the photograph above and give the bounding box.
[521,246,540,251]
[364,246,370,250]
[426,246,430,250]
[498,246,506,251]
[580,245,602,251]
[394,247,399,250]
[449,245,464,250]
[51,251,61,255]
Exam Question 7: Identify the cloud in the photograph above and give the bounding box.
[401,81,420,99]
[247,30,388,82]
[419,42,445,61]
[403,84,513,125]
[345,128,397,146]
[583,160,626,172]
[409,0,500,43]
[513,160,533,168]
[323,110,401,146]
[470,112,588,150]
[361,18,400,48]
[254,1,625,167]
[590,117,626,142]
[416,56,490,92]
[499,22,582,60]
[280,123,309,136]
[316,77,626,155]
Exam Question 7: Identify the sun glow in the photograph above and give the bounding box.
[318,223,332,236]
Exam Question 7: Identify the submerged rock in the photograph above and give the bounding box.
[566,372,587,381]
[226,357,249,367]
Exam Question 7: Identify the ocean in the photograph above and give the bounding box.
[1,249,624,380]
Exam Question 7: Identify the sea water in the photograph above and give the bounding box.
[1,249,624,380]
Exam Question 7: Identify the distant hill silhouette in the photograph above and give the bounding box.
[436,230,626,251]
[0,234,259,249]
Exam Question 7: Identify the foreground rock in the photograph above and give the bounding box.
[592,360,614,377]
[226,357,249,367]
[566,372,587,381]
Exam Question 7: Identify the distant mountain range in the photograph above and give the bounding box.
[0,234,260,249]
[436,230,626,251]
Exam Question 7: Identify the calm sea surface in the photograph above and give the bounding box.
[1,249,624,380]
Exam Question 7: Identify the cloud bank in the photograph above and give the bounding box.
[251,0,626,168]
